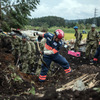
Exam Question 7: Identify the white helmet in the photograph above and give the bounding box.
[91,24,96,28]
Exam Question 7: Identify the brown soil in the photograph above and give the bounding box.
[0,47,100,100]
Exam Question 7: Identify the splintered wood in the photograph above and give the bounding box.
[56,73,100,92]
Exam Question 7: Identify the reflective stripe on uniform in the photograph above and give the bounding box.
[45,43,58,54]
[39,75,47,80]
[52,49,58,54]
[64,67,71,74]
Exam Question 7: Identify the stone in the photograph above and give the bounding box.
[72,79,86,91]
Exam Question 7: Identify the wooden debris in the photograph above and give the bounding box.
[56,73,99,92]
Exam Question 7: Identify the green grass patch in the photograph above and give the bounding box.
[29,86,35,95]
[64,33,87,40]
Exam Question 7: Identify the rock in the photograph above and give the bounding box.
[72,79,86,91]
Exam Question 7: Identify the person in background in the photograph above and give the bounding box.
[19,34,31,73]
[28,38,37,75]
[91,31,100,64]
[74,26,82,52]
[85,24,99,59]
[10,32,21,64]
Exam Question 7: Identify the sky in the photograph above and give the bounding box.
[31,0,100,20]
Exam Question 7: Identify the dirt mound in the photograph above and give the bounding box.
[0,47,100,100]
[0,48,33,100]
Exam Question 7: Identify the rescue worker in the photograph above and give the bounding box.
[19,34,31,73]
[38,38,46,65]
[92,46,100,64]
[10,32,21,64]
[85,24,99,59]
[36,29,72,82]
[91,31,100,64]
[74,26,82,52]
[28,38,37,75]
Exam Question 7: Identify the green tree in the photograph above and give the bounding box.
[79,23,85,29]
[97,17,100,27]
[29,16,66,28]
[86,23,91,29]
[39,22,49,32]
[0,0,40,31]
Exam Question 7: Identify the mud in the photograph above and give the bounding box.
[0,46,100,100]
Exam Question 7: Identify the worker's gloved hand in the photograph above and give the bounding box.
[40,51,44,55]
[64,44,68,48]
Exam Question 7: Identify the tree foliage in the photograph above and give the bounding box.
[77,17,100,27]
[1,0,40,31]
[65,17,100,29]
[29,16,66,28]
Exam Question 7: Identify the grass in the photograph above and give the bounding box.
[24,25,88,40]
[64,33,87,40]
[48,27,88,40]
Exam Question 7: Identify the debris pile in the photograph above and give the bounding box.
[0,45,100,100]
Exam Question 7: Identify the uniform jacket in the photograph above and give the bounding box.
[42,33,63,55]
